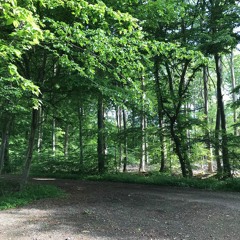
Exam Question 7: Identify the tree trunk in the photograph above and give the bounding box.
[230,51,238,136]
[21,109,39,187]
[122,109,128,172]
[203,66,213,173]
[78,101,84,168]
[37,106,44,161]
[170,119,187,177]
[116,106,122,170]
[154,57,166,172]
[0,116,11,174]
[3,134,10,173]
[64,124,69,160]
[215,108,222,175]
[97,93,105,173]
[214,54,231,178]
[139,77,148,172]
[52,116,56,158]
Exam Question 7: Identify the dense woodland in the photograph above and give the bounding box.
[0,0,240,186]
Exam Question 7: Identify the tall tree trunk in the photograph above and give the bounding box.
[154,57,166,172]
[37,106,44,161]
[230,51,238,136]
[52,116,56,158]
[139,114,147,173]
[139,77,147,172]
[165,61,192,177]
[21,109,39,187]
[20,50,47,186]
[203,66,213,172]
[97,93,105,173]
[185,103,193,176]
[3,133,10,173]
[64,124,69,160]
[214,54,231,178]
[116,106,122,170]
[78,101,84,168]
[0,115,11,174]
[215,108,222,175]
[122,109,128,172]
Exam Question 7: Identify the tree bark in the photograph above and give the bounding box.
[116,106,122,170]
[122,109,128,172]
[203,66,213,173]
[52,116,56,158]
[37,106,44,161]
[214,53,231,178]
[215,108,222,175]
[230,51,238,136]
[0,115,12,174]
[78,101,84,168]
[97,93,105,173]
[165,61,193,177]
[21,109,39,187]
[170,119,187,177]
[139,77,148,172]
[154,57,166,172]
[64,124,69,160]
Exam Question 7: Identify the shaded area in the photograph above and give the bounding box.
[0,179,240,240]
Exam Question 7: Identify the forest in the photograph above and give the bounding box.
[1,0,240,187]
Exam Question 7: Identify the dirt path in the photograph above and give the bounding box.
[0,179,240,240]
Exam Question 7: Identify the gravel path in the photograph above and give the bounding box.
[0,179,240,240]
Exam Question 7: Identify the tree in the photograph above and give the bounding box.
[199,0,240,178]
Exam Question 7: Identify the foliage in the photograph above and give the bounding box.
[0,180,66,210]
[0,0,239,181]
[85,172,240,192]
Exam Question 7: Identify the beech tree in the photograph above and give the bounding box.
[0,0,239,179]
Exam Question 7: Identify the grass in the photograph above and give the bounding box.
[31,171,240,192]
[86,172,240,192]
[0,180,66,210]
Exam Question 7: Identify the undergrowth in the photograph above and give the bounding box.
[0,181,66,210]
[32,171,240,192]
[93,172,240,192]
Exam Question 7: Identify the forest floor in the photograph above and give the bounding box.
[0,178,240,240]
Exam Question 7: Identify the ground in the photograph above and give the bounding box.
[0,178,240,240]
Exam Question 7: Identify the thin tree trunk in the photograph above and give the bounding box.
[21,109,39,187]
[139,114,146,173]
[122,109,128,172]
[215,108,222,175]
[64,124,69,160]
[139,77,147,172]
[97,93,105,173]
[230,51,238,136]
[3,134,10,173]
[203,67,213,172]
[154,57,166,172]
[21,50,46,187]
[37,106,44,161]
[78,101,84,168]
[185,103,193,177]
[116,107,122,170]
[52,116,56,158]
[0,116,11,174]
